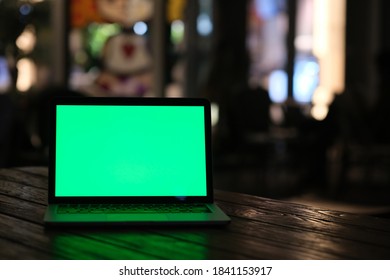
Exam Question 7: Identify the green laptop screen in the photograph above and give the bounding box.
[55,105,207,197]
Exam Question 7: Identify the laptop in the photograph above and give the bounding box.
[44,97,230,226]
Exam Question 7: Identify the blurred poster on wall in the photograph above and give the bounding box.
[68,0,155,97]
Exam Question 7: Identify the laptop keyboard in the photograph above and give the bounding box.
[57,203,211,214]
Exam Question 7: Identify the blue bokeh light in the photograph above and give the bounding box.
[19,4,32,16]
[197,13,213,36]
[293,58,319,103]
[269,70,288,103]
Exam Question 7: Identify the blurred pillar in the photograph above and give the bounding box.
[51,0,66,86]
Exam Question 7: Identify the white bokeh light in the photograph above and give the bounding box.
[133,21,148,36]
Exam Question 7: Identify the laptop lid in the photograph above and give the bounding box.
[49,97,213,205]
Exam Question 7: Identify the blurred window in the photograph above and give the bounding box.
[247,0,346,121]
[247,0,289,102]
[165,0,214,98]
[0,0,53,94]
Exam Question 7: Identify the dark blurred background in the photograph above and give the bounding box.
[1,0,390,215]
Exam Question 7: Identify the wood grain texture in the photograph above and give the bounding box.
[1,167,390,260]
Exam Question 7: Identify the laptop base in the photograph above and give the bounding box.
[44,203,230,226]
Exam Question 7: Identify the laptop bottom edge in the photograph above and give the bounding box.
[44,204,230,227]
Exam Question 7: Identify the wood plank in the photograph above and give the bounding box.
[50,232,158,260]
[0,213,165,260]
[13,166,48,177]
[215,190,390,231]
[149,216,390,259]
[0,238,51,260]
[217,200,390,248]
[0,213,62,259]
[0,168,48,190]
[72,227,315,259]
[0,194,46,225]
[226,216,390,259]
[74,230,243,260]
[0,179,47,205]
[151,228,339,259]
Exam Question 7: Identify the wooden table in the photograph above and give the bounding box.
[1,167,390,260]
